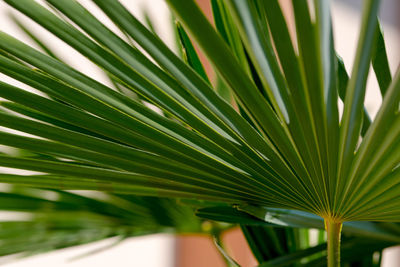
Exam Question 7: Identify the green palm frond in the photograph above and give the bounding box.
[0,0,399,265]
[0,186,203,259]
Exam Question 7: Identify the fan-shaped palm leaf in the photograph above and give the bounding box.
[0,0,398,265]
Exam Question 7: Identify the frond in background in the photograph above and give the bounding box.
[0,186,202,261]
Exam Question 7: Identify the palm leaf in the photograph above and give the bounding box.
[0,0,399,265]
[0,186,202,258]
[197,206,392,266]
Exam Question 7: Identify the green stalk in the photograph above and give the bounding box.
[325,219,342,267]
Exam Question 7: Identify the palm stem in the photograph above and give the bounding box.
[325,219,342,267]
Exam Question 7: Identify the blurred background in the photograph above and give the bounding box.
[0,0,399,266]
